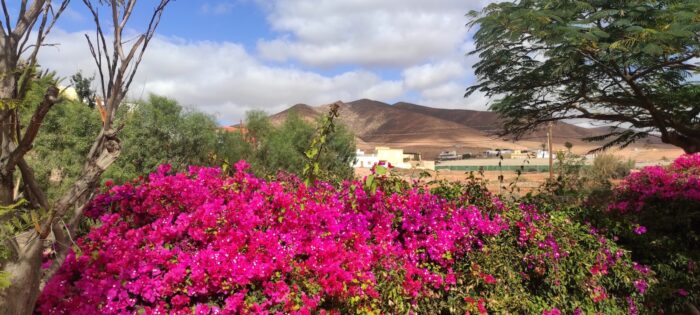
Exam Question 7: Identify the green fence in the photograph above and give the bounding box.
[435,164,551,172]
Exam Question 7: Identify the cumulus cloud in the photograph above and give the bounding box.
[257,0,489,67]
[37,1,498,123]
[38,29,408,123]
[403,61,466,90]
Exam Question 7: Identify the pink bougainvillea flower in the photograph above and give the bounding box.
[633,225,647,235]
[633,279,648,294]
[542,308,561,315]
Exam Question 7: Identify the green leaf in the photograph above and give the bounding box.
[625,25,644,33]
[642,43,663,55]
[582,32,598,41]
[305,147,319,159]
[591,29,609,39]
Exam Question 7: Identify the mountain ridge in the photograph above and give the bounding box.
[261,99,669,158]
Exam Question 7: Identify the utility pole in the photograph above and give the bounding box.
[548,122,554,181]
[240,119,245,142]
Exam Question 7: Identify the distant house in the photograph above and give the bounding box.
[376,147,412,168]
[413,160,435,171]
[353,149,380,168]
[484,149,513,157]
[510,150,534,159]
[404,152,422,162]
[219,125,256,144]
[352,147,416,169]
[535,150,551,159]
[438,151,460,161]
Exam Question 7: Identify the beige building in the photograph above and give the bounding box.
[352,147,435,170]
[375,147,409,168]
[510,150,533,159]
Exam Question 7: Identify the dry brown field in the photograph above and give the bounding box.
[353,146,684,194]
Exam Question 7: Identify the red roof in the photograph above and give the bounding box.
[219,126,248,134]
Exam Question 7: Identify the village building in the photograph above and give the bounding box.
[353,147,434,170]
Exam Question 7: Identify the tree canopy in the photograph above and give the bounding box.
[231,110,357,182]
[467,0,700,153]
[28,93,357,200]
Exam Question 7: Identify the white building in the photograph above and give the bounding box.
[352,147,416,169]
[535,150,551,159]
[352,149,380,168]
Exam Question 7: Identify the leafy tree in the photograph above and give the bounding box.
[26,80,103,202]
[31,95,357,194]
[564,141,573,152]
[69,71,96,108]
[223,110,356,182]
[467,0,700,153]
[103,95,220,183]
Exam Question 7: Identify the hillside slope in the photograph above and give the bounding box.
[248,99,673,158]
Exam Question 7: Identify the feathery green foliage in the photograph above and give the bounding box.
[467,0,700,153]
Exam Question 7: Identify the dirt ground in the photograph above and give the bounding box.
[355,167,550,194]
[353,146,685,194]
[358,141,684,163]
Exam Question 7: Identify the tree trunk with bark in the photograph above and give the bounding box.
[0,1,170,314]
[0,42,17,205]
[0,233,43,315]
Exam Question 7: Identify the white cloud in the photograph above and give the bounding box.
[254,0,495,109]
[38,29,408,124]
[36,1,500,124]
[403,61,466,90]
[257,0,488,67]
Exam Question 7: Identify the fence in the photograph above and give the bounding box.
[435,164,551,172]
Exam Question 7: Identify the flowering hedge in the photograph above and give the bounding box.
[610,153,700,213]
[38,162,649,314]
[604,154,700,312]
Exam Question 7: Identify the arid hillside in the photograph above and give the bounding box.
[264,99,679,160]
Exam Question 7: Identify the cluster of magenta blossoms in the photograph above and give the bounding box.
[605,153,700,312]
[38,162,508,314]
[609,153,700,213]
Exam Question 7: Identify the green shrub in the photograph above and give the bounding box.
[584,154,700,313]
[419,178,652,314]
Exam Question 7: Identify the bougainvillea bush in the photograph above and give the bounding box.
[602,154,700,312]
[38,162,650,314]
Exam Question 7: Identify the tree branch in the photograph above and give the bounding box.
[1,0,12,35]
[21,0,69,65]
[630,53,699,80]
[11,0,45,40]
[6,85,59,171]
[124,0,171,94]
[17,157,48,211]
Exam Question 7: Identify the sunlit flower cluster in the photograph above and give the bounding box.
[609,154,700,213]
[37,159,656,314]
[38,162,507,314]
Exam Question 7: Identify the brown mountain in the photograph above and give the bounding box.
[262,99,670,158]
[269,103,319,124]
[393,101,610,143]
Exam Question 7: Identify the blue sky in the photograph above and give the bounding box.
[37,0,494,124]
[57,1,272,47]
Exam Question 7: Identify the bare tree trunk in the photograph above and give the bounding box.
[0,174,14,205]
[663,132,700,154]
[0,45,17,205]
[0,233,43,315]
[0,2,170,313]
